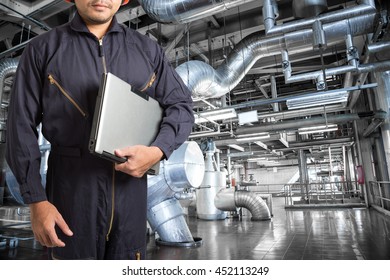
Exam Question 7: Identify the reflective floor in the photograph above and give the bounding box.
[1,197,390,260]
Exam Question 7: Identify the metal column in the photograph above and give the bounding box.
[298,149,309,202]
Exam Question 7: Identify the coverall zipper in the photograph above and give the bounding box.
[99,37,115,241]
[106,164,115,241]
[140,72,156,92]
[48,74,88,118]
[98,37,153,244]
[99,38,107,74]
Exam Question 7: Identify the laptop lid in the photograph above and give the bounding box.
[89,72,163,174]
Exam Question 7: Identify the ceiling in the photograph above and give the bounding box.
[1,0,389,169]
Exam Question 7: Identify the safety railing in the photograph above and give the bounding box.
[282,181,362,206]
[242,181,363,206]
[368,181,390,210]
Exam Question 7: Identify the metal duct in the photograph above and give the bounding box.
[0,58,18,170]
[292,0,328,19]
[176,7,376,99]
[147,141,205,244]
[138,0,257,24]
[214,188,271,221]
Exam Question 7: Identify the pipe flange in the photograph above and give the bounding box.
[155,237,203,248]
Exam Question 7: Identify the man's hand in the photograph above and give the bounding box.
[29,201,73,247]
[114,145,163,177]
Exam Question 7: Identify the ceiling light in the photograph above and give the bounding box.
[238,110,258,125]
[237,133,270,142]
[228,144,245,152]
[248,157,281,165]
[298,124,338,134]
[247,157,267,162]
[286,91,348,109]
[227,151,254,158]
[195,108,237,124]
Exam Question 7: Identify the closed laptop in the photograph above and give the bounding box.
[89,72,163,174]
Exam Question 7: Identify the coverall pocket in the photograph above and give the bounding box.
[48,74,88,118]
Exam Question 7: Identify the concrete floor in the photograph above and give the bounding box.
[1,197,390,260]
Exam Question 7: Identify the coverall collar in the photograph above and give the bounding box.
[70,12,123,36]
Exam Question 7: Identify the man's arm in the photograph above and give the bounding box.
[5,43,72,247]
[149,44,194,159]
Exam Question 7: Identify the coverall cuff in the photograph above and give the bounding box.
[151,140,172,160]
[20,183,47,204]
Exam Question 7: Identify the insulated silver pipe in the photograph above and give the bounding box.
[0,58,18,100]
[270,75,278,112]
[281,41,390,86]
[367,41,390,54]
[176,11,376,99]
[214,188,271,221]
[0,58,19,170]
[293,0,328,19]
[147,141,205,243]
[263,0,376,35]
[138,0,257,24]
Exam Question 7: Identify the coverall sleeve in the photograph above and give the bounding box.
[5,43,45,204]
[150,46,194,159]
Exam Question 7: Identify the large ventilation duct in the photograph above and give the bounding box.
[292,0,328,19]
[147,141,205,244]
[0,58,18,204]
[176,2,376,100]
[0,58,18,150]
[138,0,257,24]
[214,188,271,221]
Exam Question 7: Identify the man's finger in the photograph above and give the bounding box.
[56,215,73,237]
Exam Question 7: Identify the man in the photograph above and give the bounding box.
[6,0,194,259]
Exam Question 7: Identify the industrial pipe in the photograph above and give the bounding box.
[263,0,376,35]
[176,8,376,99]
[236,111,387,134]
[147,141,205,244]
[214,188,271,221]
[138,0,257,24]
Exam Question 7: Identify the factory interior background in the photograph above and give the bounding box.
[1,0,390,261]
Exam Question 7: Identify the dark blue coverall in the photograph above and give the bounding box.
[5,12,194,260]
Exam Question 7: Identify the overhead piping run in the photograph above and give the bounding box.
[349,41,390,108]
[281,31,359,89]
[176,4,377,100]
[0,3,51,31]
[0,40,32,60]
[236,110,387,134]
[137,0,258,24]
[228,83,377,110]
[262,0,376,36]
[281,46,390,89]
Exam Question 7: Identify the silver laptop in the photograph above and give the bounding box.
[89,72,163,174]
